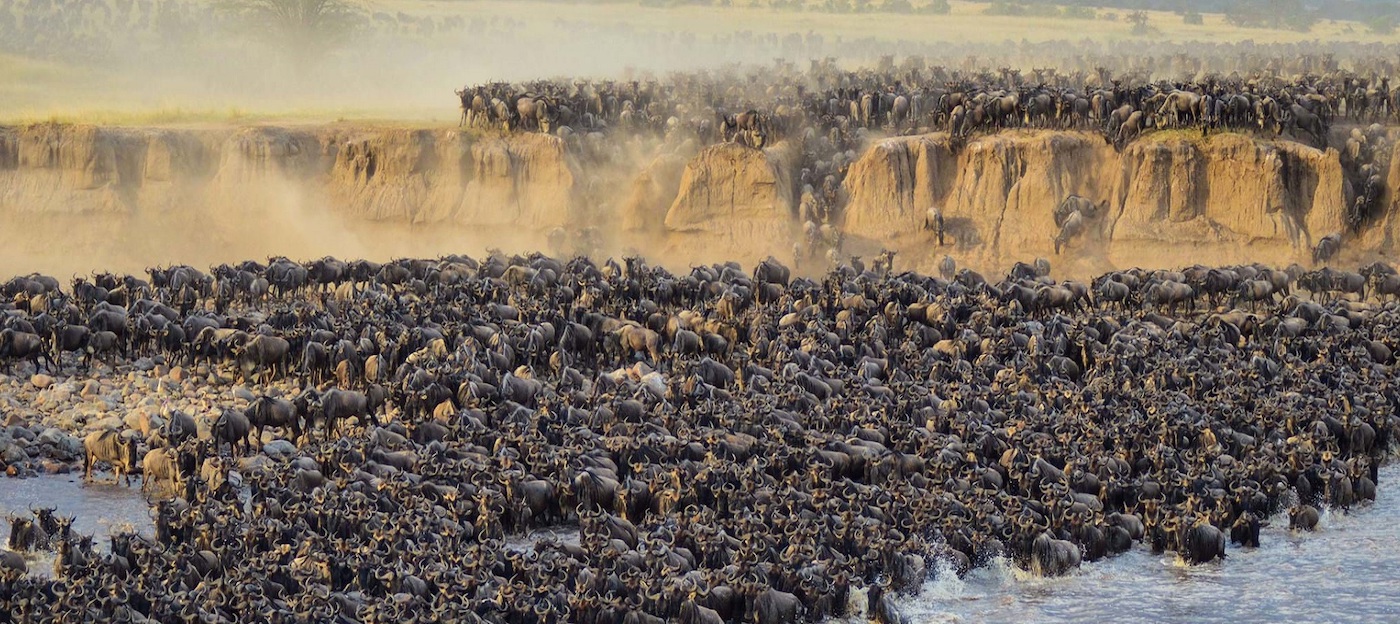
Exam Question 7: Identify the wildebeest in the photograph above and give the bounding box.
[925,207,946,245]
[141,447,183,494]
[1053,211,1088,255]
[750,587,802,624]
[7,516,45,552]
[1053,195,1106,228]
[0,328,53,372]
[0,550,25,575]
[1029,531,1082,576]
[83,429,141,485]
[307,388,375,438]
[1313,233,1342,265]
[212,409,253,457]
[1177,521,1226,564]
[233,334,291,382]
[246,395,302,444]
[157,410,199,448]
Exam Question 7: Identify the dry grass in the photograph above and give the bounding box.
[1,0,1396,124]
[372,0,1400,45]
[0,107,463,127]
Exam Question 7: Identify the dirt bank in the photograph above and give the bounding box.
[841,130,1358,276]
[0,123,1389,277]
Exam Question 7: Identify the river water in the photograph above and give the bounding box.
[903,463,1400,624]
[2,468,1400,621]
[0,475,153,574]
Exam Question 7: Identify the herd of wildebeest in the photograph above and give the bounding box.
[456,54,1400,148]
[0,248,1394,623]
[458,55,1400,252]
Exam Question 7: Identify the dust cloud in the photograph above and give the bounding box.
[4,1,1400,279]
[8,0,1398,123]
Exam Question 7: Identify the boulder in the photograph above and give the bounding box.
[1,441,29,464]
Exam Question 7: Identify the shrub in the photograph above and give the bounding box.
[885,0,915,13]
[984,1,1022,16]
[920,0,951,15]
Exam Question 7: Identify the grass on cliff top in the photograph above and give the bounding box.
[1141,127,1274,148]
[0,106,467,128]
[2,0,1397,126]
[378,0,1400,45]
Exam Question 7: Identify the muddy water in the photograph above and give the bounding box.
[4,468,1400,621]
[903,463,1400,624]
[504,525,582,553]
[0,475,153,573]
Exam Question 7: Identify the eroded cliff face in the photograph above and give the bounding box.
[0,122,1385,277]
[0,124,579,227]
[0,123,583,275]
[0,125,209,214]
[1367,145,1400,251]
[1109,135,1341,245]
[619,152,689,234]
[664,142,797,239]
[842,134,957,240]
[840,130,1351,273]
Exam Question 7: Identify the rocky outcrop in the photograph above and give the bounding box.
[1110,134,1341,248]
[943,132,1110,260]
[664,142,797,237]
[217,127,325,184]
[1,125,157,214]
[1368,143,1400,250]
[0,123,587,276]
[330,129,460,223]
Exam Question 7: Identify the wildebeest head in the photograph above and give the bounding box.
[120,431,140,469]
[7,516,37,551]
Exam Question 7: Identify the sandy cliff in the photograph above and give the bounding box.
[659,141,800,262]
[841,130,1350,273]
[0,123,1386,276]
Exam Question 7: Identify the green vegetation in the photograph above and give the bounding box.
[1127,10,1153,35]
[1183,10,1204,25]
[922,0,952,14]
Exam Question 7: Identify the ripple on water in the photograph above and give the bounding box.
[0,474,154,575]
[901,464,1400,624]
[4,468,1400,618]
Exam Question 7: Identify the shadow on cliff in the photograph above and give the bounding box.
[0,124,1395,279]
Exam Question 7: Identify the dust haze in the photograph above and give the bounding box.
[4,0,1400,278]
[12,0,1400,121]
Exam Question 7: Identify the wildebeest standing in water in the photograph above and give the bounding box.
[83,429,140,485]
